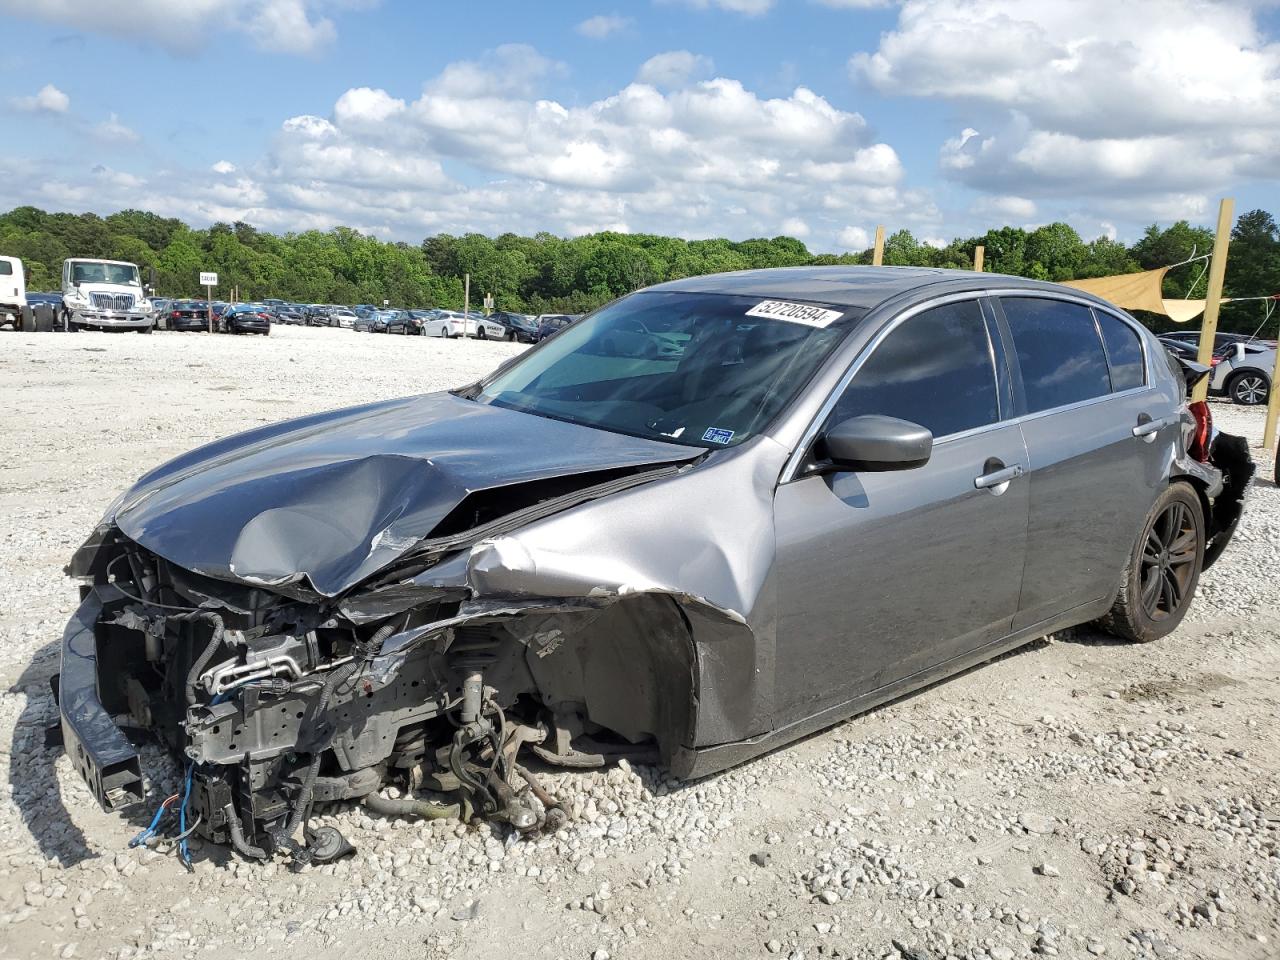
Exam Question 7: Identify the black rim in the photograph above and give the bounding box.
[1140,501,1197,621]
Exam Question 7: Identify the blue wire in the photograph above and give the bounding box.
[179,761,195,867]
[128,796,172,848]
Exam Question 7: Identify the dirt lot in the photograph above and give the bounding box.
[1,325,1277,960]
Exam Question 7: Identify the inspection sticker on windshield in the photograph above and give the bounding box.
[745,300,842,328]
[703,427,735,445]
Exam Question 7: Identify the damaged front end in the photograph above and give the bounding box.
[54,391,773,862]
[56,450,759,863]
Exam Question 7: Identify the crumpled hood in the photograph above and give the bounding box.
[111,392,696,597]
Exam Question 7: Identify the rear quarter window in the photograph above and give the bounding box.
[0,261,12,276]
[1095,311,1146,391]
[1002,297,1111,414]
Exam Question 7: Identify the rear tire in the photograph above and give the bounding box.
[1227,371,1269,405]
[1096,483,1204,643]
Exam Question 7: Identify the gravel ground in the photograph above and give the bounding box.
[0,325,1277,960]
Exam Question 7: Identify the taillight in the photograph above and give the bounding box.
[1189,400,1212,463]
[1210,357,1222,366]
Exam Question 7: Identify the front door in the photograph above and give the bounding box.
[772,297,1029,727]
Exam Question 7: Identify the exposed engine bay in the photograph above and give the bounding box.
[62,530,706,864]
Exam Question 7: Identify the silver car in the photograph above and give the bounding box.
[56,268,1251,861]
[1217,341,1275,406]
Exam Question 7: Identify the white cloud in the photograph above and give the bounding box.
[93,113,139,143]
[853,0,1280,223]
[0,46,929,251]
[781,217,811,237]
[837,225,870,250]
[0,0,347,54]
[11,83,70,114]
[577,13,631,38]
[636,51,714,88]
[665,0,775,15]
[973,195,1037,220]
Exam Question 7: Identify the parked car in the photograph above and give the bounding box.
[56,267,1251,860]
[166,300,213,332]
[329,308,358,329]
[1158,333,1274,405]
[354,310,396,333]
[303,304,332,326]
[420,310,469,338]
[1216,341,1276,405]
[489,311,539,343]
[274,304,306,325]
[218,303,271,335]
[25,291,63,308]
[386,309,430,334]
[532,313,578,342]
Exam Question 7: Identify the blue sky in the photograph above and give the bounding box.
[1,0,1278,251]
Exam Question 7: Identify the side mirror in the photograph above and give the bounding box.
[815,415,933,473]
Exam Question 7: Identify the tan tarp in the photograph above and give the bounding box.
[1062,267,1227,323]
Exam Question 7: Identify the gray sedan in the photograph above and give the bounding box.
[57,267,1251,861]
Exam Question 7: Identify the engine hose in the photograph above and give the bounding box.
[183,613,225,706]
[362,791,461,821]
[223,803,267,860]
[283,622,398,841]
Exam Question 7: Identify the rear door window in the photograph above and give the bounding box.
[1002,298,1110,413]
[834,299,999,438]
[1094,311,1146,392]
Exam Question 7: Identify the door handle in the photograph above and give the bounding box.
[974,463,1023,491]
[1132,414,1174,442]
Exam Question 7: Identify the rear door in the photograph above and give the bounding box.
[994,296,1168,630]
[772,295,1029,725]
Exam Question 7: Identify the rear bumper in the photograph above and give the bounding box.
[58,585,144,810]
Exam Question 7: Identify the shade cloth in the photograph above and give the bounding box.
[1063,267,1227,323]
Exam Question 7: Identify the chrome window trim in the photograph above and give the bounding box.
[781,287,1158,483]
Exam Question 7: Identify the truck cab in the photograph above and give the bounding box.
[61,258,155,332]
[0,255,26,329]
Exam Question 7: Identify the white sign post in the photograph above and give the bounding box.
[200,271,218,333]
[483,293,494,314]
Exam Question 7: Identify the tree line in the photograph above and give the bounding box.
[1,205,1277,332]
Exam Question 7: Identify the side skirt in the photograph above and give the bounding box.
[673,596,1111,780]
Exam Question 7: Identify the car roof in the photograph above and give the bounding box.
[645,265,1121,312]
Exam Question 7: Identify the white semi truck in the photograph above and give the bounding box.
[60,257,155,332]
[1,254,27,329]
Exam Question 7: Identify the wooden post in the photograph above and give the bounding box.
[1263,297,1280,452]
[1192,198,1234,403]
[973,245,985,272]
[872,225,885,266]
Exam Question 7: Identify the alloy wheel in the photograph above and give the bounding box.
[1233,375,1267,405]
[1140,501,1198,621]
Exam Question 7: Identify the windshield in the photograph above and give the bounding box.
[71,262,139,285]
[475,291,859,448]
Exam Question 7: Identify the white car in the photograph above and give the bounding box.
[1217,341,1275,405]
[330,309,357,329]
[421,310,506,339]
